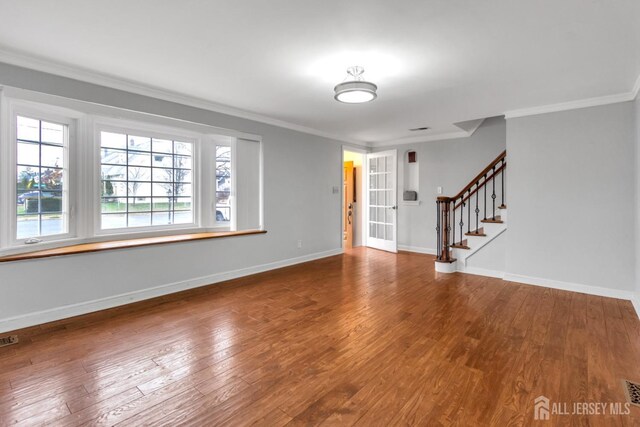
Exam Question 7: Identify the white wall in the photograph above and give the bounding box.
[466,231,507,273]
[0,63,345,331]
[378,117,506,253]
[506,102,636,293]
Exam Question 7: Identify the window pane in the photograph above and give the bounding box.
[174,211,193,224]
[101,148,126,165]
[17,215,40,239]
[17,142,39,165]
[41,168,63,191]
[152,212,173,226]
[175,169,191,183]
[128,212,151,227]
[152,197,172,211]
[127,197,151,212]
[41,213,64,236]
[101,164,126,181]
[15,116,68,239]
[41,145,64,168]
[152,139,173,154]
[41,121,64,145]
[152,153,173,168]
[128,152,151,167]
[176,183,191,197]
[102,198,127,213]
[174,198,191,211]
[174,155,191,169]
[215,145,231,223]
[100,131,193,230]
[128,135,151,151]
[152,168,173,182]
[101,214,126,229]
[101,132,127,149]
[17,116,39,141]
[128,166,151,182]
[174,141,192,155]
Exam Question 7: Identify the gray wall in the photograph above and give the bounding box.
[0,63,344,327]
[636,96,640,295]
[506,102,636,291]
[379,117,506,252]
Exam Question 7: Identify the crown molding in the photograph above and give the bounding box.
[369,118,485,147]
[505,74,640,119]
[0,48,365,146]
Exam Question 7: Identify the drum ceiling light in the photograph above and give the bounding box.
[334,66,377,104]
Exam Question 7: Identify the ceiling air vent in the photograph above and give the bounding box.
[409,127,430,131]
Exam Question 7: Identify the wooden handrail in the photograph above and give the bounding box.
[439,150,506,202]
[453,162,506,210]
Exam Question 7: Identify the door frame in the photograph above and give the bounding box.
[341,146,368,250]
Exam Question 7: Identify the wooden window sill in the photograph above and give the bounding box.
[0,229,267,263]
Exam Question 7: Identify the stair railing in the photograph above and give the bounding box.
[436,150,506,263]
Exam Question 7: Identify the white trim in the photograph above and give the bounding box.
[0,48,363,147]
[504,87,639,119]
[0,247,344,333]
[398,244,436,255]
[458,266,505,279]
[503,273,635,301]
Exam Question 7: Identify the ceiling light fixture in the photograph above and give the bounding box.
[334,66,377,104]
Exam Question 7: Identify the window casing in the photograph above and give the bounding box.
[0,91,262,256]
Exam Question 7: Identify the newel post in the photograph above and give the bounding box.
[436,196,452,261]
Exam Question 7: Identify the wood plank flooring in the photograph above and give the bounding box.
[1,248,639,426]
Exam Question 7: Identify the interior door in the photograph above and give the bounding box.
[366,150,397,252]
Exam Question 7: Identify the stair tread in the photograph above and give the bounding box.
[481,216,503,224]
[451,239,470,250]
[465,228,486,237]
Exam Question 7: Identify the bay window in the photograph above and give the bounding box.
[0,91,263,256]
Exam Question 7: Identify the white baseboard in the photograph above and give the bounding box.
[0,248,344,333]
[459,266,505,279]
[503,273,635,301]
[398,245,436,255]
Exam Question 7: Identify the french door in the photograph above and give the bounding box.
[365,150,397,252]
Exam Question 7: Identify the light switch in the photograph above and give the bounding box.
[437,186,443,194]
[332,186,340,194]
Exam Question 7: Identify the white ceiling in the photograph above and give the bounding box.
[0,0,638,145]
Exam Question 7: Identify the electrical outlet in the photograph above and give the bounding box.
[297,240,303,248]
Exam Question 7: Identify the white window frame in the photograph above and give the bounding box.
[0,88,261,256]
[92,117,203,236]
[2,99,83,247]
[211,136,237,230]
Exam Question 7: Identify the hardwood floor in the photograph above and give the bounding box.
[1,248,639,426]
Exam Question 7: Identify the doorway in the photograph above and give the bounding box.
[343,149,365,249]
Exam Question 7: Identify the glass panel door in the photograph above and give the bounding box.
[365,150,397,252]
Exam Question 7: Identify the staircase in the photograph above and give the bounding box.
[435,150,506,274]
